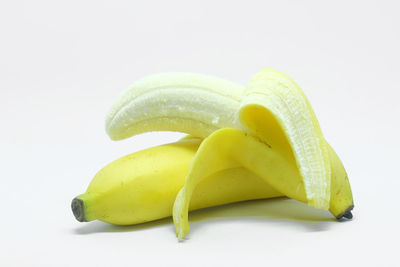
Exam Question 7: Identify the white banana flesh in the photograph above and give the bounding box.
[106,72,244,140]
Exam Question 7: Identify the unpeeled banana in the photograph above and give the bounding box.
[73,68,354,240]
[72,137,282,225]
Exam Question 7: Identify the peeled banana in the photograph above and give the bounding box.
[104,69,353,239]
[73,68,353,240]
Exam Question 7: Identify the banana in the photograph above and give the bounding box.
[71,137,282,225]
[104,68,354,239]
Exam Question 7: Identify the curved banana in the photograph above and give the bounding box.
[104,68,354,239]
[71,137,282,225]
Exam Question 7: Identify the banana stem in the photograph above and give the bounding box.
[71,198,86,222]
[71,193,98,222]
[336,205,354,220]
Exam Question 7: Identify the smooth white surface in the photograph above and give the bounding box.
[1,1,399,266]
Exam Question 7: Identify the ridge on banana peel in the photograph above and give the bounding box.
[72,137,283,225]
[105,68,354,240]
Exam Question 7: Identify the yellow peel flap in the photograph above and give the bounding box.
[240,69,331,209]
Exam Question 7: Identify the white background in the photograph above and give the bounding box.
[1,1,399,266]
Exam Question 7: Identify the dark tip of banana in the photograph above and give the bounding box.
[71,198,86,222]
[342,211,353,219]
[337,205,354,220]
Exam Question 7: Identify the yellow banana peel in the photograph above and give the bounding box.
[72,137,282,224]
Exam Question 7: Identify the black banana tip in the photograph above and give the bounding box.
[71,198,86,222]
[337,205,354,220]
[342,211,353,219]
